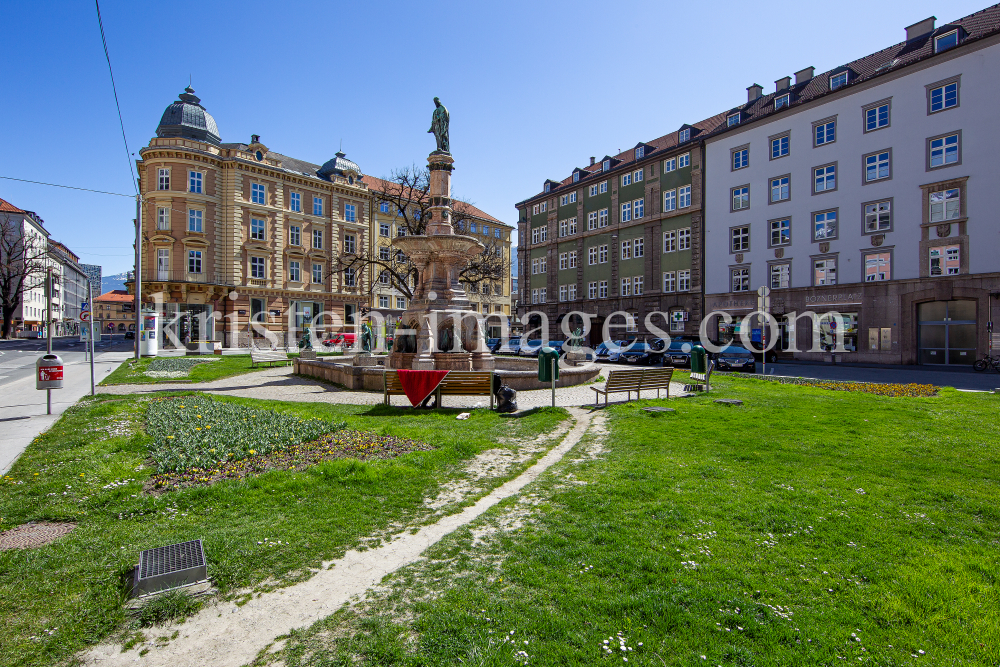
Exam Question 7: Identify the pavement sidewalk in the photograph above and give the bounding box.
[0,351,133,474]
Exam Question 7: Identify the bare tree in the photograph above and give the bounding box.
[0,214,51,339]
[335,165,511,305]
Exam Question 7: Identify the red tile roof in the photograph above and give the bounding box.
[95,290,133,303]
[0,197,26,213]
[362,174,508,226]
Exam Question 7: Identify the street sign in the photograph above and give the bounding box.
[80,311,91,322]
[81,302,89,311]
[757,286,770,297]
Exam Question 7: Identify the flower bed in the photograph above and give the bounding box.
[721,372,938,397]
[145,396,343,473]
[144,357,218,378]
[147,430,433,493]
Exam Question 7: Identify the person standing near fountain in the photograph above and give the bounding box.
[428,97,450,154]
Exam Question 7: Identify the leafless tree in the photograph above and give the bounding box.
[335,165,511,306]
[0,214,51,339]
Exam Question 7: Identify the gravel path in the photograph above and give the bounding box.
[98,365,690,409]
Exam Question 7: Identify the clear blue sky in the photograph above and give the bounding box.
[2,0,989,275]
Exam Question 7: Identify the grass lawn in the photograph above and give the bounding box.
[100,354,270,385]
[272,376,1000,666]
[0,393,568,667]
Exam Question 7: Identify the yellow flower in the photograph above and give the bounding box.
[196,427,202,431]
[167,435,175,439]
[209,449,216,453]
[197,415,202,418]
[80,473,85,477]
[206,425,212,429]
[249,450,256,455]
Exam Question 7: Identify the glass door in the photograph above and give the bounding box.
[918,300,976,365]
[157,249,170,280]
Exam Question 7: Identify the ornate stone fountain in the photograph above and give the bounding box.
[387,98,495,372]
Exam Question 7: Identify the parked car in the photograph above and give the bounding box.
[323,332,356,348]
[518,339,544,357]
[618,342,663,365]
[664,340,695,367]
[486,338,501,353]
[124,331,136,340]
[595,339,631,363]
[496,337,522,355]
[713,345,757,372]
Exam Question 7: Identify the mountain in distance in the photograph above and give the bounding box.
[101,272,130,293]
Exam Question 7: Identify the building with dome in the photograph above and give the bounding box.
[132,86,512,347]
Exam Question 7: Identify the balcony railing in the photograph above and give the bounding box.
[133,270,234,286]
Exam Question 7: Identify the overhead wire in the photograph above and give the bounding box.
[94,0,138,197]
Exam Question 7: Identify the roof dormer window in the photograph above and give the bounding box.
[602,159,611,171]
[573,172,580,183]
[727,113,740,127]
[935,30,959,52]
[830,72,849,90]
[635,146,645,159]
[544,182,551,193]
[774,93,790,110]
[678,128,690,143]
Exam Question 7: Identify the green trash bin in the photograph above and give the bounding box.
[690,344,707,374]
[538,346,560,382]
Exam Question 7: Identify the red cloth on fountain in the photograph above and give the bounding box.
[397,369,450,406]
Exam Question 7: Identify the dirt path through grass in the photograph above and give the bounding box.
[80,408,595,667]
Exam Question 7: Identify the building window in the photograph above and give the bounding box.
[344,234,356,254]
[539,287,547,303]
[157,168,169,190]
[483,224,491,236]
[929,245,961,276]
[633,276,644,295]
[864,252,891,282]
[379,222,390,237]
[929,80,959,113]
[559,285,568,302]
[573,172,580,183]
[599,244,608,263]
[345,203,356,222]
[620,240,631,260]
[379,201,390,214]
[602,160,611,172]
[289,225,301,246]
[635,146,644,160]
[663,157,676,173]
[532,204,539,215]
[678,270,691,291]
[770,218,791,246]
[830,72,848,90]
[864,150,891,182]
[188,250,202,274]
[633,199,644,219]
[589,184,598,197]
[813,210,838,240]
[663,271,676,292]
[380,246,391,261]
[539,256,547,272]
[588,247,598,265]
[588,281,598,299]
[188,209,203,232]
[495,228,501,239]
[568,251,577,268]
[397,227,406,237]
[663,230,676,253]
[560,195,568,206]
[250,218,265,240]
[250,256,265,279]
[379,270,390,285]
[313,229,323,249]
[732,186,750,211]
[599,181,608,194]
[598,208,608,227]
[771,135,789,159]
[770,263,789,289]
[621,201,632,222]
[865,102,890,132]
[678,128,691,143]
[935,30,959,53]
[587,211,598,230]
[531,227,540,244]
[728,113,740,126]
[378,295,390,309]
[312,263,323,283]
[633,238,644,258]
[290,192,301,212]
[814,257,837,285]
[559,252,568,270]
[814,119,836,146]
[559,217,577,236]
[814,164,836,192]
[531,258,539,274]
[864,200,892,232]
[775,94,790,110]
[544,183,551,193]
[288,261,301,282]
[396,297,406,309]
[770,176,790,203]
[731,226,750,252]
[732,148,748,170]
[928,133,960,169]
[929,188,961,222]
[251,183,266,204]
[678,153,690,168]
[664,189,676,212]
[620,277,631,297]
[634,169,643,183]
[731,267,750,292]
[678,185,691,208]
[156,207,169,230]
[189,171,203,194]
[678,228,691,250]
[313,197,323,216]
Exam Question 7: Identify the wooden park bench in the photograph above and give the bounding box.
[592,368,674,407]
[384,370,495,409]
[250,346,291,368]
